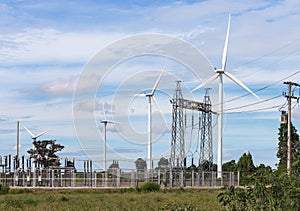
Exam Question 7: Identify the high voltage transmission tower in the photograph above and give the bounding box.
[170,81,184,172]
[283,81,300,175]
[200,88,213,171]
[170,81,213,186]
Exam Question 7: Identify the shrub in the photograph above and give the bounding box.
[0,184,9,194]
[60,195,69,202]
[138,182,160,192]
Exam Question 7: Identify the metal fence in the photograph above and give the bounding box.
[0,168,239,188]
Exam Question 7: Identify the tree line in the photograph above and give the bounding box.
[218,121,300,210]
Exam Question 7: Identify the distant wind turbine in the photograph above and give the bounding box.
[191,14,261,178]
[100,103,117,172]
[136,67,166,171]
[23,125,48,151]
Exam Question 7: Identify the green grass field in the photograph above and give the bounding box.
[0,188,222,210]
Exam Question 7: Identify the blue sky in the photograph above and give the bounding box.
[1,0,300,170]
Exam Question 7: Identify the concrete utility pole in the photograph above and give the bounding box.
[283,81,300,175]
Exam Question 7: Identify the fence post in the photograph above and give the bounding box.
[105,171,108,187]
[212,171,216,187]
[131,170,134,188]
[158,169,160,186]
[117,169,120,188]
[14,170,18,187]
[221,171,223,187]
[191,170,194,187]
[144,168,147,184]
[94,171,97,188]
[33,169,36,187]
[180,170,184,188]
[169,168,173,188]
[135,170,138,187]
[70,170,74,187]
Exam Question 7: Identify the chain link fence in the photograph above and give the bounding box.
[0,168,239,188]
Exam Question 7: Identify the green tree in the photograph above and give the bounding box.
[276,122,300,174]
[222,160,236,172]
[135,158,146,172]
[236,152,255,172]
[236,152,255,185]
[27,140,64,168]
[253,163,272,180]
[218,174,300,210]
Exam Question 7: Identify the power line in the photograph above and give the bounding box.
[231,38,300,79]
[292,101,299,110]
[224,104,282,114]
[222,95,282,112]
[220,70,300,106]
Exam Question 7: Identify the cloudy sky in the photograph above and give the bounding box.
[1,0,300,170]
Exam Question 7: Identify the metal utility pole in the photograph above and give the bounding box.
[283,81,300,175]
[16,121,20,169]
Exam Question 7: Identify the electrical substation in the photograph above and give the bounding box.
[0,80,239,189]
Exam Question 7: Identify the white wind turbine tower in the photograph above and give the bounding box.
[137,68,165,171]
[192,14,261,178]
[100,103,117,172]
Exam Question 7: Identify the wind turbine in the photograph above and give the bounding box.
[136,68,166,171]
[23,125,48,145]
[100,103,117,172]
[191,14,261,178]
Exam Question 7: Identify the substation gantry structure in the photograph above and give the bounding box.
[170,81,213,186]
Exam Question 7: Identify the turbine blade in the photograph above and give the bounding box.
[152,96,169,129]
[102,102,107,120]
[106,120,119,124]
[35,130,48,139]
[224,72,261,100]
[151,66,166,96]
[222,14,231,71]
[23,125,35,138]
[132,93,148,98]
[191,74,219,92]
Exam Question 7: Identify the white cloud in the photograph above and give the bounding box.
[0,28,126,65]
[40,75,78,95]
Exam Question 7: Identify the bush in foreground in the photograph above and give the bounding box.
[138,182,160,192]
[0,184,9,195]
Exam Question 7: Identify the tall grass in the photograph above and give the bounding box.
[0,188,222,210]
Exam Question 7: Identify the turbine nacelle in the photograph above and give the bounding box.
[216,69,225,74]
[101,120,118,124]
[100,103,118,125]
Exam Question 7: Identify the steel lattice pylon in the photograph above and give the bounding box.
[171,81,184,170]
[170,81,213,187]
[200,88,213,171]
